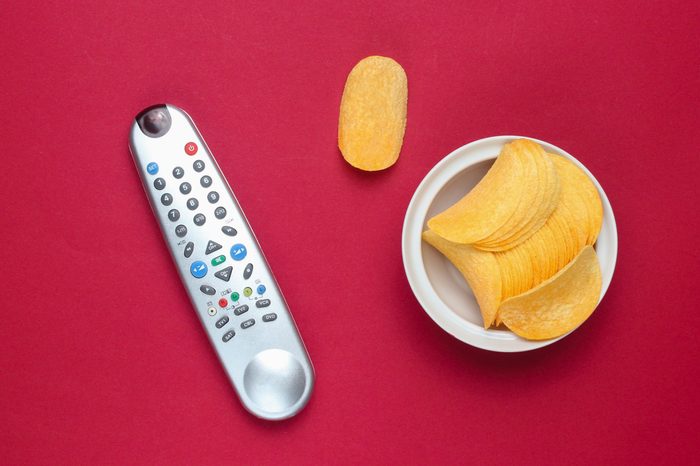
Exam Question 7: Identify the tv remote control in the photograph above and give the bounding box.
[129,104,314,420]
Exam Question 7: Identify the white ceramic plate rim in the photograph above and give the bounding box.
[402,136,618,352]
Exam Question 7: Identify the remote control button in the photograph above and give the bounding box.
[207,307,217,316]
[230,244,247,261]
[216,315,229,329]
[167,209,180,222]
[175,224,188,237]
[193,213,206,226]
[138,107,171,137]
[184,242,195,258]
[153,178,166,190]
[222,330,235,342]
[214,207,227,219]
[172,166,184,179]
[146,162,159,175]
[200,285,216,295]
[186,198,199,210]
[185,142,198,155]
[218,298,228,308]
[211,255,226,266]
[243,263,254,279]
[205,240,222,255]
[207,191,219,203]
[243,287,253,297]
[193,160,205,172]
[241,319,255,329]
[190,261,208,278]
[234,304,249,316]
[214,266,233,282]
[179,182,192,195]
[262,313,277,322]
[222,226,237,237]
[256,299,271,308]
[257,285,266,295]
[160,193,173,206]
[200,175,212,188]
[231,292,240,301]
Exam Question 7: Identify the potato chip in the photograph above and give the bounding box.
[477,140,560,251]
[427,147,525,244]
[548,153,603,245]
[498,246,602,340]
[338,56,407,171]
[422,230,501,328]
[476,142,538,245]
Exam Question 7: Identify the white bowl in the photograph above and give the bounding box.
[402,136,617,352]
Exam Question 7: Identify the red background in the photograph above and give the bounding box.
[1,1,699,464]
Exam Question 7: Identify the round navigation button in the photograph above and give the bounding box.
[190,261,208,278]
[230,243,247,261]
[185,142,198,155]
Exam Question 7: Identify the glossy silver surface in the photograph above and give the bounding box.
[129,104,314,420]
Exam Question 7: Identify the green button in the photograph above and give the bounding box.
[243,287,253,297]
[211,255,226,266]
[231,292,240,302]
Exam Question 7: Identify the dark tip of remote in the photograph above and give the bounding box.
[136,104,171,138]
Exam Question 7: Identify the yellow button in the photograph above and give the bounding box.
[243,287,253,297]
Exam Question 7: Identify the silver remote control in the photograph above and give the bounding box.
[129,104,314,420]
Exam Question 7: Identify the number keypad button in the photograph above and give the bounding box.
[175,224,188,238]
[160,193,173,206]
[200,175,212,188]
[167,209,180,222]
[207,191,219,204]
[186,198,199,210]
[179,182,192,195]
[154,178,166,190]
[172,166,184,179]
[193,213,206,226]
[215,207,227,219]
[193,160,205,172]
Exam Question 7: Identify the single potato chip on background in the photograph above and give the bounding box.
[338,56,407,171]
[498,246,602,340]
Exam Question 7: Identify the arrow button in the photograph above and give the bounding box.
[205,240,222,255]
[214,266,233,282]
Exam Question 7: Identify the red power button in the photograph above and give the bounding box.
[185,142,198,155]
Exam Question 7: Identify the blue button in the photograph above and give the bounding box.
[146,162,159,175]
[257,285,266,295]
[190,261,208,278]
[230,244,247,261]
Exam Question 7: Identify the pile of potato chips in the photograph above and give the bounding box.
[423,139,604,340]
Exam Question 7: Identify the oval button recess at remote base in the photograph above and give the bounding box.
[128,104,314,420]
